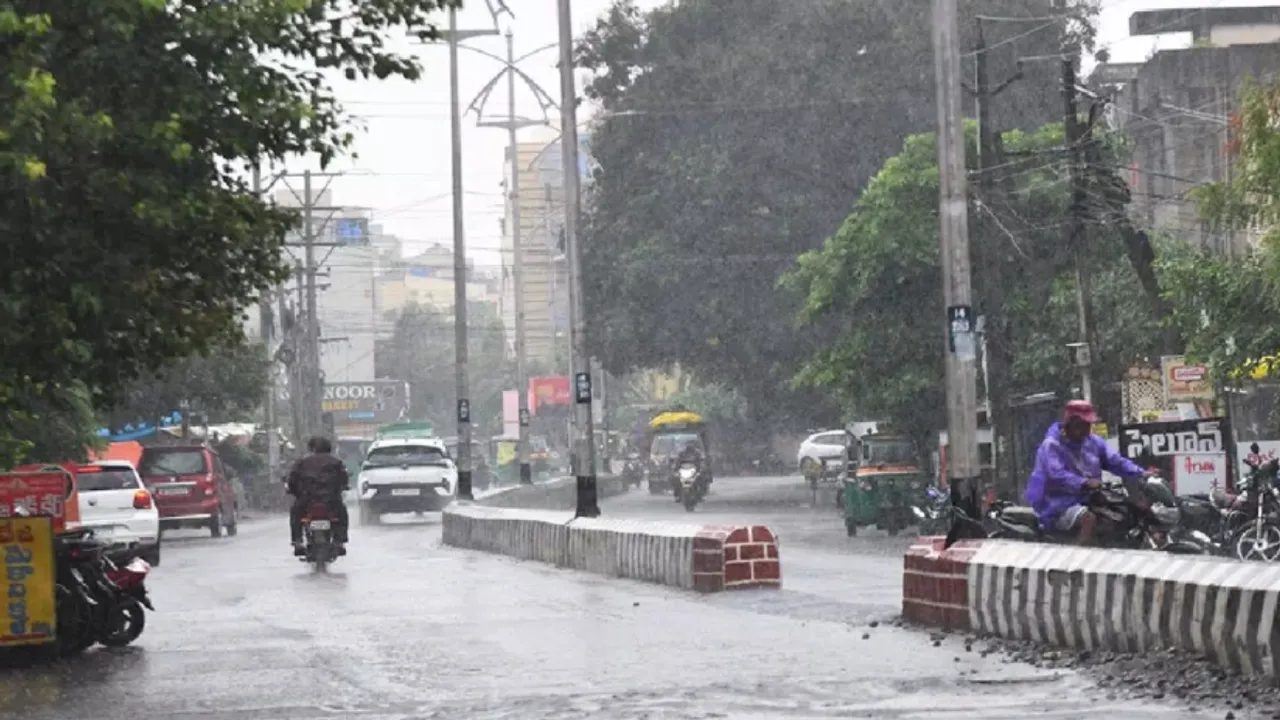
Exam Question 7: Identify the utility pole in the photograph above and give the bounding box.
[933,0,981,542]
[1063,53,1097,403]
[557,0,599,517]
[302,170,323,440]
[466,31,558,486]
[292,259,307,442]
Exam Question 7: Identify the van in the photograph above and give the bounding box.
[137,445,239,537]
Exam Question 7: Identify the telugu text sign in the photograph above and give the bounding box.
[0,517,56,646]
[0,466,76,533]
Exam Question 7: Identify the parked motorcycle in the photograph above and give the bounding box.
[989,474,1207,554]
[1225,446,1280,561]
[912,486,951,535]
[300,501,341,572]
[51,528,154,656]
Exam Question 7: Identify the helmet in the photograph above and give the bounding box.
[1062,400,1098,425]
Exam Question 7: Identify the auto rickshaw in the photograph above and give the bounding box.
[643,410,709,496]
[842,431,929,536]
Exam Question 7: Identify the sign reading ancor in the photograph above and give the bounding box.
[322,381,409,423]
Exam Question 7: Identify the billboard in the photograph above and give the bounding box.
[1161,355,1214,403]
[528,376,570,415]
[322,380,409,425]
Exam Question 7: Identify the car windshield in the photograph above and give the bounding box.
[77,468,140,492]
[365,445,447,467]
[652,434,699,456]
[138,450,208,476]
[863,439,917,466]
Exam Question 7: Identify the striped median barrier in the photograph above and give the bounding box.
[903,536,1280,681]
[442,503,781,593]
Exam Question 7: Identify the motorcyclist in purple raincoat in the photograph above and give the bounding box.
[1025,401,1150,545]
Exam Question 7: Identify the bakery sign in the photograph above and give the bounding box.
[321,381,409,424]
[1120,418,1229,458]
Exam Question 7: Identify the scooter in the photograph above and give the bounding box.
[99,556,153,647]
[672,461,708,512]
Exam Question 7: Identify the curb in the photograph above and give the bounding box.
[442,506,781,593]
[902,536,1280,681]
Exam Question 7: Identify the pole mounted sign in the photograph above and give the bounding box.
[321,380,409,425]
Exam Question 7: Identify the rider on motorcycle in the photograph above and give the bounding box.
[669,439,707,497]
[1025,400,1149,546]
[286,436,351,557]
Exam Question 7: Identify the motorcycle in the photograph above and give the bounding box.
[671,461,708,511]
[99,556,153,647]
[988,474,1208,554]
[622,453,644,490]
[912,486,951,535]
[1224,447,1280,562]
[300,501,341,572]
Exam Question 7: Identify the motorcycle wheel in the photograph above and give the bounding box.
[312,543,331,573]
[1233,521,1280,562]
[55,588,95,657]
[99,597,146,648]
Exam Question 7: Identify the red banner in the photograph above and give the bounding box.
[0,465,77,533]
[528,376,571,414]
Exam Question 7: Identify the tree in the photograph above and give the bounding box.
[1159,79,1280,375]
[0,0,449,467]
[784,122,1159,445]
[576,0,1096,433]
[106,341,273,430]
[375,303,512,435]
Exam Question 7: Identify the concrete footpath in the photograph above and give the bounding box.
[443,476,782,593]
[903,536,1280,682]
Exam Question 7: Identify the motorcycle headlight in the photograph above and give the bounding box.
[678,467,697,480]
[911,506,926,519]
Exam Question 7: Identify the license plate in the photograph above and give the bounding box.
[309,519,331,530]
[158,486,188,496]
[391,488,421,496]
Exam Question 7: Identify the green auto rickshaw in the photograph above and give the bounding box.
[842,431,929,537]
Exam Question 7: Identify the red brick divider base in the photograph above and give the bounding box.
[693,525,782,592]
[901,536,981,630]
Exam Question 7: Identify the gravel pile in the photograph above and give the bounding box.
[901,620,1280,719]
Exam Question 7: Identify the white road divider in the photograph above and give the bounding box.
[443,476,782,593]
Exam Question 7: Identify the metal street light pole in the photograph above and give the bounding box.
[556,0,599,517]
[439,6,501,501]
[464,35,558,486]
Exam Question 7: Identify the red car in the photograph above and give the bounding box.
[137,445,239,537]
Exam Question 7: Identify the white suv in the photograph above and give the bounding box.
[356,437,458,525]
[71,460,162,566]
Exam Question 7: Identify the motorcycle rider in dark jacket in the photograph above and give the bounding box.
[286,436,351,556]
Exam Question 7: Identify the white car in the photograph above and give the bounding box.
[356,437,458,525]
[70,460,162,566]
[796,431,850,474]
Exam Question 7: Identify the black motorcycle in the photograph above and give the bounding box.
[912,485,951,535]
[989,475,1207,554]
[622,453,644,490]
[670,459,709,511]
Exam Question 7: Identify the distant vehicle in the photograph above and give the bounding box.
[357,436,457,525]
[796,431,850,475]
[138,445,239,538]
[69,460,161,566]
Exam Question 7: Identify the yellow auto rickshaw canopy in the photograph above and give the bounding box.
[649,411,704,429]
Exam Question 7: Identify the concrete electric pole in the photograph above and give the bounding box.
[556,0,600,517]
[1062,54,1098,403]
[932,0,981,543]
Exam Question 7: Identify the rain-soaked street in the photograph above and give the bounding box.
[1,477,1222,719]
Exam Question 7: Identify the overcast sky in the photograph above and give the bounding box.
[278,0,1277,267]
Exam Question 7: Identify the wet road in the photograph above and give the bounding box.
[1,477,1219,719]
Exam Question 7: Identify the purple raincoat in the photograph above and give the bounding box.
[1024,422,1145,530]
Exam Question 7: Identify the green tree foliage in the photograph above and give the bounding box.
[375,303,512,434]
[576,0,1096,432]
[1160,79,1280,375]
[106,341,273,429]
[0,0,448,467]
[785,122,1159,440]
